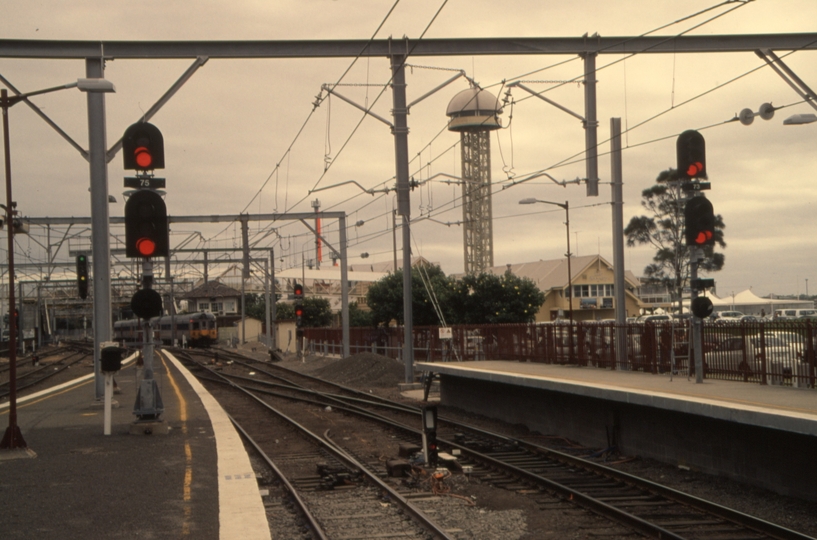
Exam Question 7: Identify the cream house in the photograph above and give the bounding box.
[481,255,642,322]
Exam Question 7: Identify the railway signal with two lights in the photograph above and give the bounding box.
[76,254,89,299]
[294,283,304,327]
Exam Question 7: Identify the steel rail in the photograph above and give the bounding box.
[226,412,330,540]
[175,350,457,540]
[218,349,816,540]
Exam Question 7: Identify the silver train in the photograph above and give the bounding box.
[113,312,218,347]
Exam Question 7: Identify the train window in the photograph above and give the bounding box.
[177,323,189,330]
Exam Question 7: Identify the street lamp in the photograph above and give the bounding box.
[519,198,574,325]
[519,198,573,324]
[1,78,115,452]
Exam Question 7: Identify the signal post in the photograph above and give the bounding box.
[677,130,716,384]
[122,121,169,430]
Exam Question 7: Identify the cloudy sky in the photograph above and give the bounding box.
[1,0,816,299]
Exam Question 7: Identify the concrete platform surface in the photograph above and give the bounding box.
[0,350,270,540]
[416,360,817,436]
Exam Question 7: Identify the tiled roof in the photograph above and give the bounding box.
[463,255,640,291]
[183,280,241,299]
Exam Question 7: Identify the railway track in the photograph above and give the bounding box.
[0,346,92,400]
[171,348,459,540]
[177,347,815,540]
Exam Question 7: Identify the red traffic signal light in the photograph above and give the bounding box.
[684,196,716,247]
[76,254,89,299]
[123,122,165,171]
[125,190,169,258]
[294,282,304,299]
[676,130,706,180]
[294,305,304,318]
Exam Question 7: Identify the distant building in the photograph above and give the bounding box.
[276,256,435,312]
[477,255,642,322]
[182,280,241,315]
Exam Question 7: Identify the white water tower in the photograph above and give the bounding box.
[446,87,503,274]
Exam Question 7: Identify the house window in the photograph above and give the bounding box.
[573,284,614,298]
[573,285,590,297]
[198,302,210,312]
[212,302,223,313]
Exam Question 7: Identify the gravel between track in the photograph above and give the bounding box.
[232,343,817,538]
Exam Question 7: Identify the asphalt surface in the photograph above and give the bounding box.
[0,355,222,539]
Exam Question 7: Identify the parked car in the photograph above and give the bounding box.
[637,314,671,323]
[706,333,805,383]
[774,308,817,319]
[713,311,744,322]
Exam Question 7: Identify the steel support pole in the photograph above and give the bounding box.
[691,253,704,384]
[610,118,629,369]
[264,257,271,350]
[338,215,350,359]
[390,52,414,383]
[583,52,599,197]
[86,57,112,400]
[0,89,26,449]
[269,249,276,351]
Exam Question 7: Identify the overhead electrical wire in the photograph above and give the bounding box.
[221,0,738,259]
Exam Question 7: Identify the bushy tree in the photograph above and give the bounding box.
[624,169,725,311]
[366,264,455,327]
[244,295,333,327]
[348,302,374,327]
[301,296,333,327]
[244,293,266,320]
[449,271,545,324]
[366,266,545,326]
[275,301,294,321]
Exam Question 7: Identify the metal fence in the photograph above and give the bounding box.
[303,320,817,388]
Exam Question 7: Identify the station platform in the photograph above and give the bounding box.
[0,350,270,540]
[416,360,817,500]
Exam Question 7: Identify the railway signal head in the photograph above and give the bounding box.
[676,130,706,180]
[124,190,169,258]
[123,122,165,171]
[684,196,716,247]
[294,283,304,326]
[131,288,163,319]
[76,254,89,299]
[691,296,714,319]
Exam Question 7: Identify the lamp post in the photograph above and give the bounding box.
[0,79,114,451]
[519,198,574,324]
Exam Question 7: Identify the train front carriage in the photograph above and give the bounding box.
[189,312,217,347]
